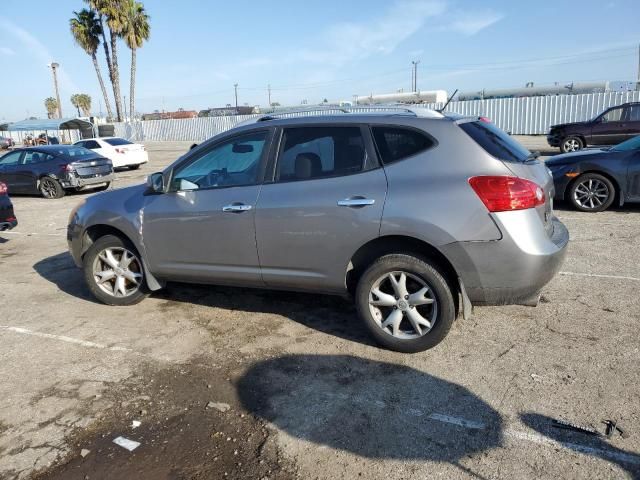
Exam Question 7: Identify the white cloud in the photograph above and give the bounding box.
[444,10,504,36]
[0,46,15,56]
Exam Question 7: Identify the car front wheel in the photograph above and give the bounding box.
[83,234,149,306]
[560,136,584,153]
[355,254,455,353]
[569,173,615,212]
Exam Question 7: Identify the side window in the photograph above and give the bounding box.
[372,127,435,164]
[276,126,366,182]
[22,152,54,164]
[75,141,86,148]
[601,107,623,123]
[627,105,640,122]
[84,140,100,149]
[172,131,268,191]
[0,151,22,166]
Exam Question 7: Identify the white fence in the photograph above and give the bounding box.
[113,91,640,141]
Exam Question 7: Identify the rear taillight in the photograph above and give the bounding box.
[469,176,544,212]
[115,148,125,154]
[479,116,491,123]
[61,164,74,172]
[0,182,7,195]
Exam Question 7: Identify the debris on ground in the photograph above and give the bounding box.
[207,401,231,412]
[132,420,141,429]
[80,449,90,458]
[552,418,600,436]
[113,436,141,451]
[603,420,630,439]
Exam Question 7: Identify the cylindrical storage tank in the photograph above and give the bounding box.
[458,82,610,101]
[356,90,448,104]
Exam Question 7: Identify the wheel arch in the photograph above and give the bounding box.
[346,235,460,299]
[568,170,624,206]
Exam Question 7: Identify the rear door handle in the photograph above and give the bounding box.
[222,203,252,213]
[337,197,375,207]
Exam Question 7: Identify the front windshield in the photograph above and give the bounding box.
[611,135,640,152]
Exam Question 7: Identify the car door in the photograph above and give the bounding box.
[142,129,273,285]
[16,150,54,193]
[255,124,387,293]
[0,151,24,192]
[591,106,627,145]
[623,105,640,141]
[625,148,640,200]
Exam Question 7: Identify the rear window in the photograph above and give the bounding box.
[104,138,133,146]
[53,147,95,157]
[372,126,435,164]
[459,120,530,162]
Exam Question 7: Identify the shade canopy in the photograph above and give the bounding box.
[0,118,95,132]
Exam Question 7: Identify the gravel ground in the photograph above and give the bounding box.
[0,138,639,480]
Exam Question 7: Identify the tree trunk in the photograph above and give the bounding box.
[98,14,113,80]
[92,53,114,121]
[110,29,123,122]
[130,48,136,122]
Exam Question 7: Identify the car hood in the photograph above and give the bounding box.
[549,121,591,131]
[545,148,612,166]
[85,183,147,211]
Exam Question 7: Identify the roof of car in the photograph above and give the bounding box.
[12,145,96,155]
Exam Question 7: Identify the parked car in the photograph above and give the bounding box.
[547,102,640,153]
[0,136,15,149]
[0,145,114,199]
[547,134,640,212]
[67,110,568,353]
[0,181,17,231]
[74,137,148,170]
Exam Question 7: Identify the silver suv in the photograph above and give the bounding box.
[67,108,569,352]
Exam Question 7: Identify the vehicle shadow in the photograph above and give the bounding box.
[237,354,503,475]
[520,413,640,479]
[157,282,376,347]
[33,251,100,303]
[32,252,376,345]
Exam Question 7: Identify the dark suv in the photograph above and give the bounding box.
[547,102,640,153]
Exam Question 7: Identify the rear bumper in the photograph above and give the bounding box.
[60,172,114,189]
[441,211,569,305]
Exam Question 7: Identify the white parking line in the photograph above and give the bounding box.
[1,231,64,237]
[0,325,131,352]
[560,271,640,282]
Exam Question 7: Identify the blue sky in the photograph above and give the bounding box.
[0,0,638,120]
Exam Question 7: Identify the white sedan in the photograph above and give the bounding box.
[74,137,148,170]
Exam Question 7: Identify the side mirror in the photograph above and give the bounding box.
[146,172,165,193]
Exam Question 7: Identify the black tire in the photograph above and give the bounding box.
[355,254,455,353]
[129,164,141,170]
[83,234,149,306]
[560,136,584,153]
[39,176,65,199]
[569,173,615,212]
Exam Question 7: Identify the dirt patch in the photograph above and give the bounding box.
[32,361,296,480]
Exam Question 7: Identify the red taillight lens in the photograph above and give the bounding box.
[115,148,125,154]
[469,176,544,212]
[479,116,491,123]
[60,164,74,172]
[0,182,7,195]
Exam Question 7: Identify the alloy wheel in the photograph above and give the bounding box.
[368,271,438,340]
[40,178,58,198]
[563,138,581,152]
[573,178,609,210]
[92,246,143,297]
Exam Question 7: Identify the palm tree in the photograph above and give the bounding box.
[121,0,149,121]
[70,9,114,120]
[71,94,92,116]
[71,94,81,116]
[85,0,125,122]
[44,97,58,119]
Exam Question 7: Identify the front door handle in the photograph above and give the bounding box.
[337,197,375,207]
[222,203,252,213]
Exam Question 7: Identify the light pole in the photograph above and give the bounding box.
[411,60,420,92]
[48,62,63,118]
[234,83,239,114]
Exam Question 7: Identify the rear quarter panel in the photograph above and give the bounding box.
[379,118,511,245]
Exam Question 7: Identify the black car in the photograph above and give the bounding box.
[0,145,114,199]
[547,102,640,153]
[0,136,15,149]
[0,181,17,231]
[547,135,640,212]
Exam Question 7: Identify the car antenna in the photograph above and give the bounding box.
[437,89,458,113]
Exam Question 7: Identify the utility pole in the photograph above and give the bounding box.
[234,83,239,113]
[123,96,127,121]
[411,60,420,92]
[268,84,272,107]
[49,62,62,118]
[637,42,640,90]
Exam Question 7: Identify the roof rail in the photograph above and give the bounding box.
[235,104,443,127]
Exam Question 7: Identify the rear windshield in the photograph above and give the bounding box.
[611,134,640,152]
[51,147,96,158]
[459,120,530,162]
[104,138,133,146]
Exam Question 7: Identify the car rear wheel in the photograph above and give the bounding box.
[569,173,615,212]
[39,177,65,199]
[83,234,149,306]
[560,136,584,153]
[355,254,455,353]
[129,164,141,170]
